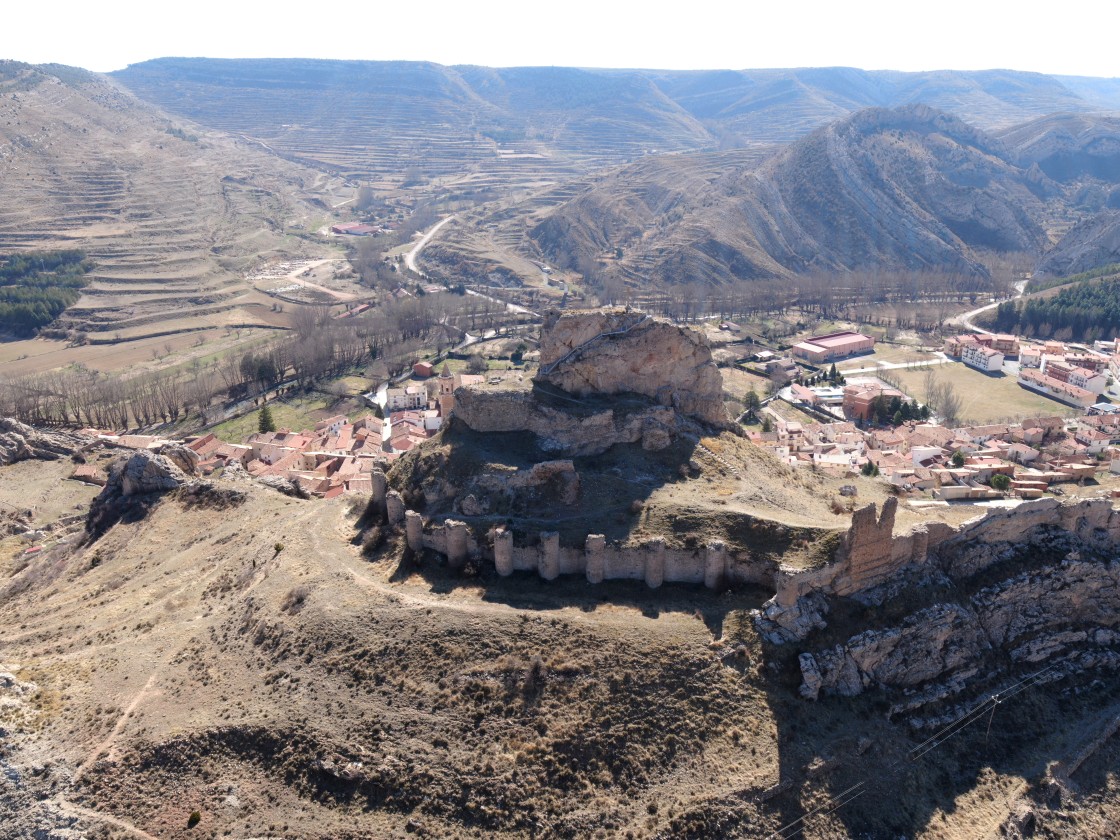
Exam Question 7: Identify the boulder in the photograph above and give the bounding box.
[117,451,189,497]
[85,450,190,538]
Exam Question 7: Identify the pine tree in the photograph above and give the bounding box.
[258,405,276,433]
[745,387,761,416]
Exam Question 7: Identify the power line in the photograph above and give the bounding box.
[766,662,1061,840]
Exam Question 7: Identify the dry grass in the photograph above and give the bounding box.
[892,363,1083,424]
[835,344,938,371]
[2,459,1118,838]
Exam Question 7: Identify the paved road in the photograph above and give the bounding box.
[404,215,540,317]
[948,279,1028,334]
[841,354,951,375]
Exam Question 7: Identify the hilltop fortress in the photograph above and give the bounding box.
[384,309,1120,712]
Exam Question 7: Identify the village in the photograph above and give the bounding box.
[56,320,1120,510]
[742,327,1120,501]
[65,362,495,498]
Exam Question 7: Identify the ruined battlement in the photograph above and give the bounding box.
[369,469,776,589]
[760,495,1120,645]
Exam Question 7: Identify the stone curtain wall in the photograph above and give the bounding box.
[373,464,1120,603]
[761,495,1120,645]
[370,469,774,589]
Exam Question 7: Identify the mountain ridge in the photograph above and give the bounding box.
[111,59,1120,184]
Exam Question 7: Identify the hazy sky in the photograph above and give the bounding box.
[5,0,1119,77]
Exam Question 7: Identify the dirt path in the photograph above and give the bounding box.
[72,669,162,783]
[404,214,456,275]
[53,797,163,840]
[249,257,357,301]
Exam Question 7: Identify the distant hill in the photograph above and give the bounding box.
[112,58,714,189]
[461,105,1048,286]
[1036,210,1120,277]
[112,59,1120,186]
[998,112,1120,183]
[0,60,336,345]
[647,67,1096,145]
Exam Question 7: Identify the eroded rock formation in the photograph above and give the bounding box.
[534,310,727,427]
[452,387,679,458]
[85,450,192,539]
[446,309,727,463]
[0,417,84,465]
[758,497,1120,710]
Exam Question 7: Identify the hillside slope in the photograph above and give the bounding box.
[112,58,715,192]
[3,443,1120,838]
[0,61,339,352]
[999,112,1120,184]
[113,59,1120,188]
[465,105,1049,287]
[1036,209,1120,277]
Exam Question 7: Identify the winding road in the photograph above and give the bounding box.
[404,214,457,275]
[949,279,1029,334]
[404,215,540,317]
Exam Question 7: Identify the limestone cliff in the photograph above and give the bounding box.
[534,309,727,427]
[758,497,1120,714]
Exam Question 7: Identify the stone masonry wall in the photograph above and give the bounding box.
[762,496,1120,645]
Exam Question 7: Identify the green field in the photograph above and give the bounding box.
[208,393,368,443]
[892,363,1082,424]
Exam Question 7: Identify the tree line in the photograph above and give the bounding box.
[990,278,1120,342]
[599,266,1013,333]
[0,289,520,430]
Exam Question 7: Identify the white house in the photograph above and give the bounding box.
[961,343,1004,372]
[386,385,426,411]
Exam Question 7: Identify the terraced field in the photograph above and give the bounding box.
[0,62,344,371]
[113,59,716,196]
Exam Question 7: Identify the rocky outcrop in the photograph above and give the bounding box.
[85,450,193,539]
[800,604,990,700]
[453,387,680,457]
[257,474,312,499]
[534,309,727,427]
[0,508,33,537]
[0,418,84,465]
[154,442,200,476]
[771,498,1120,707]
[451,310,721,457]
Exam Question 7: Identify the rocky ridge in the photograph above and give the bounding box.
[756,497,1120,715]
